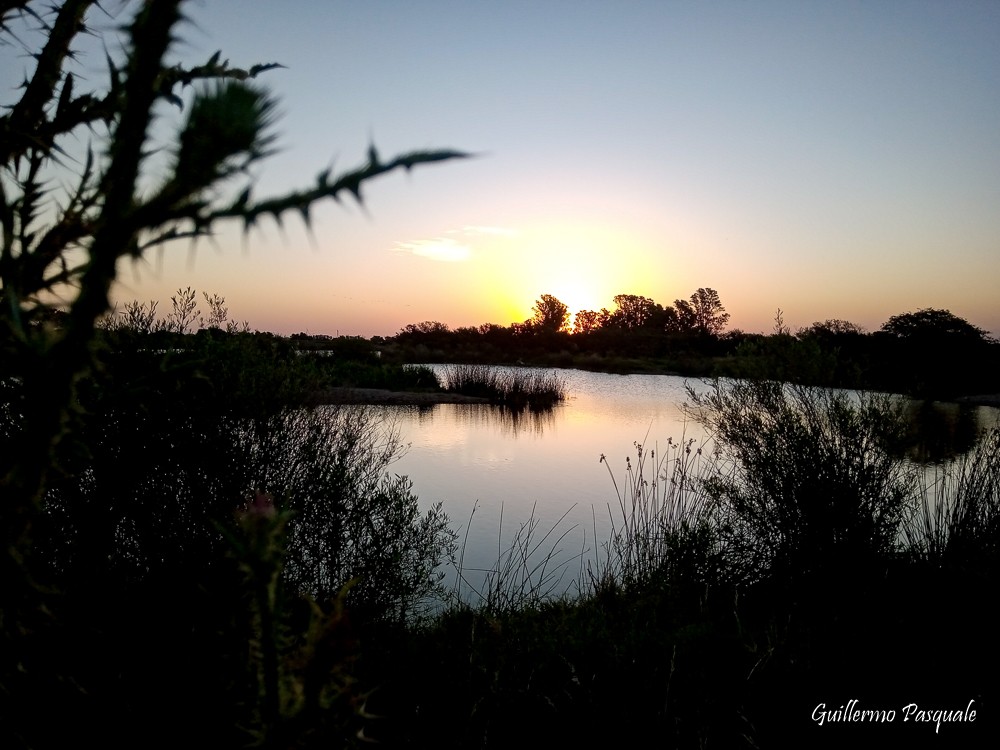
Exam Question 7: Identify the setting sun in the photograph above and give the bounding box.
[468,219,672,328]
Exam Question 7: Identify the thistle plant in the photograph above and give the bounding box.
[226,493,373,747]
[0,7,466,737]
[0,0,466,500]
[0,0,466,559]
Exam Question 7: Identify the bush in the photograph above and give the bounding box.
[251,407,457,621]
[686,379,918,583]
[41,334,456,624]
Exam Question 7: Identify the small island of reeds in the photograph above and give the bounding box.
[440,363,567,410]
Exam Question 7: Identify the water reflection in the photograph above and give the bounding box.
[901,400,996,463]
[401,401,559,437]
[390,368,1000,595]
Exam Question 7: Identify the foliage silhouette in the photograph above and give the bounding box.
[1,3,465,745]
[874,308,997,397]
[686,379,917,582]
[528,293,570,333]
[880,308,993,342]
[0,0,468,509]
[673,287,730,336]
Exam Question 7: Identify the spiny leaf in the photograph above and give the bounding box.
[173,81,278,193]
[232,185,251,210]
[248,62,285,78]
[55,71,73,117]
[105,51,120,93]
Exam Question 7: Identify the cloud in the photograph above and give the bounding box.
[393,225,518,262]
[394,237,471,262]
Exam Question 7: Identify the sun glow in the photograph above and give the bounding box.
[546,278,605,320]
[463,218,673,328]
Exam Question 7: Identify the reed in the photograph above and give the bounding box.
[441,364,566,410]
[905,425,1000,566]
[451,500,582,615]
[591,434,722,593]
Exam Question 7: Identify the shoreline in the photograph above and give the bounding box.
[312,387,490,406]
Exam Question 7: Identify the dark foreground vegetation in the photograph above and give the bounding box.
[5,293,999,748]
[3,3,998,748]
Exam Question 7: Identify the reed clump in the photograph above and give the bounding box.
[441,364,566,410]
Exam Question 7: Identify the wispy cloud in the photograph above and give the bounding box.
[394,237,471,262]
[393,225,518,262]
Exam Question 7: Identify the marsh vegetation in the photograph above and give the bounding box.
[440,363,567,410]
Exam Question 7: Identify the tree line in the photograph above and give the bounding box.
[398,287,731,340]
[388,293,998,399]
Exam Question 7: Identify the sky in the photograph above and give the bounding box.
[6,1,1000,337]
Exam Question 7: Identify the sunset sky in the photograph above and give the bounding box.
[7,1,1000,336]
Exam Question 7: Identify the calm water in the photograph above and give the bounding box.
[385,368,711,594]
[381,367,999,596]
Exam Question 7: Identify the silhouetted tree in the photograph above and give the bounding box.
[529,294,570,333]
[875,309,996,397]
[689,288,730,336]
[608,294,662,331]
[879,308,992,343]
[672,298,698,334]
[572,309,603,335]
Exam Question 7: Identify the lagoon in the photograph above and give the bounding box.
[383,366,999,596]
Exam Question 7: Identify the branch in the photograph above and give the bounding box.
[226,148,472,230]
[156,53,285,108]
[132,147,472,246]
[0,0,95,164]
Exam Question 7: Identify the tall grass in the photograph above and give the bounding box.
[446,381,1000,611]
[591,435,722,592]
[451,500,582,615]
[905,425,1000,567]
[441,364,566,410]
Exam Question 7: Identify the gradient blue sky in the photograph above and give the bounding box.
[8,1,1000,336]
